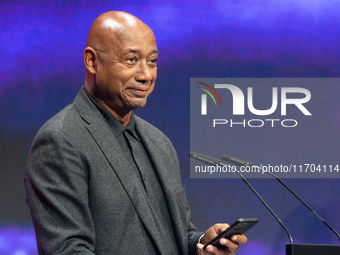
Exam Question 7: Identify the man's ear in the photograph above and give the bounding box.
[84,47,98,74]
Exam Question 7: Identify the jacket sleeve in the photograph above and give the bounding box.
[25,128,96,254]
[188,222,203,255]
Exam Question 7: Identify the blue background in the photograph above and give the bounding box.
[1,1,340,254]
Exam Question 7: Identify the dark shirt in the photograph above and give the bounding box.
[84,90,179,254]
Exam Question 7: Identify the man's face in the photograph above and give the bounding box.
[94,25,158,115]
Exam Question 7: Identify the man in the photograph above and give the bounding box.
[25,11,247,254]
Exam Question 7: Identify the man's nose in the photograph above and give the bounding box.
[135,62,153,82]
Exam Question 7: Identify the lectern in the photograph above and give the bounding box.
[286,244,340,255]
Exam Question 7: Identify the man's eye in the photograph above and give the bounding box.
[127,57,136,62]
[150,58,157,64]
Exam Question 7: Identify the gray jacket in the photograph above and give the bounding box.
[25,88,201,254]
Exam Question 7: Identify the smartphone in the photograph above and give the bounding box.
[203,218,258,251]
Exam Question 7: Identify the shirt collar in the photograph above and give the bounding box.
[84,89,139,140]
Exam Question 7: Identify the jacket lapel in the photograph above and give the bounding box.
[135,116,188,254]
[73,89,166,254]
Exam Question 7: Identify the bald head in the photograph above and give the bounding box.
[85,11,153,52]
[83,11,158,125]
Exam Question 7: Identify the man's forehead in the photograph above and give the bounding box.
[113,28,157,49]
[123,48,159,55]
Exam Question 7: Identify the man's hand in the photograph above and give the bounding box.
[197,224,247,255]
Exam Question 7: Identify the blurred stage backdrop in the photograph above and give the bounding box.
[1,0,340,254]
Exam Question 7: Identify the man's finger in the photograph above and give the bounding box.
[197,243,216,255]
[218,239,238,252]
[230,234,248,244]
